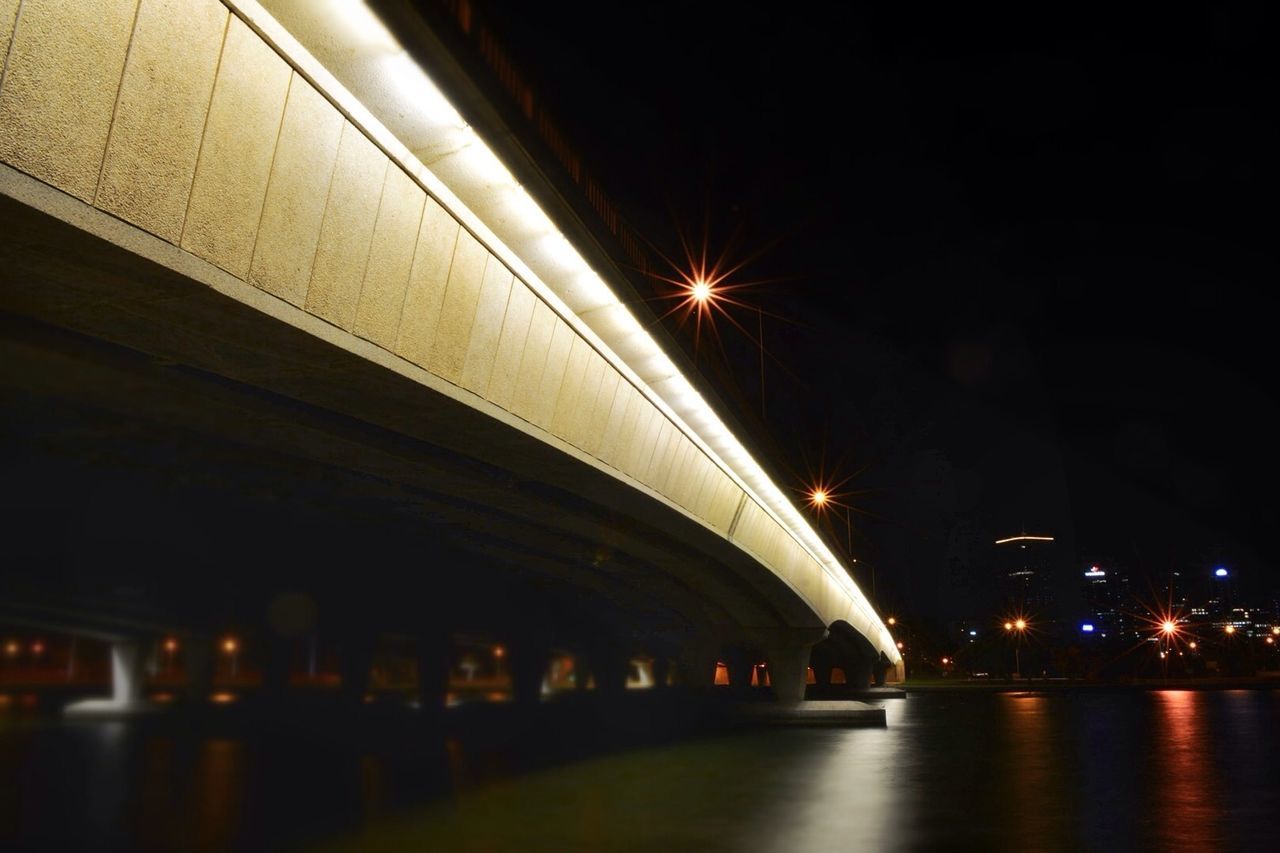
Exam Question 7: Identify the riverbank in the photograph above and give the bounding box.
[902,674,1280,692]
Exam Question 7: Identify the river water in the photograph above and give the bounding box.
[3,689,1278,851]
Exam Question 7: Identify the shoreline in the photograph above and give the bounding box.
[901,675,1280,692]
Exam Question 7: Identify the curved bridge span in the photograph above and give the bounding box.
[0,0,901,704]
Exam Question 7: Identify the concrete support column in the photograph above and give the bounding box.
[675,636,720,692]
[65,638,154,716]
[844,656,873,690]
[650,656,671,690]
[111,641,146,706]
[262,635,293,700]
[723,647,755,697]
[415,632,450,712]
[589,648,630,697]
[754,627,828,703]
[508,639,550,707]
[184,636,214,704]
[339,634,377,706]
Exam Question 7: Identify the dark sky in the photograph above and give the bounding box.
[466,2,1279,622]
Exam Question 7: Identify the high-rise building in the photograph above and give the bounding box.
[993,533,1056,620]
[1080,560,1132,638]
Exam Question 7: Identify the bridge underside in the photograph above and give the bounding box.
[2,167,849,685]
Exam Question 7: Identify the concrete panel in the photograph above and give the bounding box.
[245,74,340,303]
[691,458,719,520]
[706,476,743,533]
[0,0,138,202]
[1,1,18,63]
[660,427,691,494]
[733,501,768,555]
[531,318,573,429]
[429,229,488,383]
[597,381,635,466]
[248,75,343,305]
[567,351,605,449]
[484,279,534,409]
[96,0,226,243]
[459,255,513,395]
[550,336,590,441]
[644,421,678,490]
[583,368,620,457]
[635,408,667,480]
[678,449,710,510]
[354,166,425,348]
[305,122,386,329]
[395,196,459,367]
[510,299,555,422]
[182,15,291,277]
[619,400,656,475]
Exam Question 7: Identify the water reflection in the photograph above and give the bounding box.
[1150,691,1221,849]
[4,692,1280,850]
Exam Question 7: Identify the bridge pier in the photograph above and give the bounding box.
[415,632,450,713]
[65,639,153,716]
[184,636,214,704]
[844,656,873,690]
[675,636,720,693]
[755,627,828,703]
[508,637,550,707]
[339,633,377,707]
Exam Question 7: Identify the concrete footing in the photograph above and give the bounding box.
[733,700,886,727]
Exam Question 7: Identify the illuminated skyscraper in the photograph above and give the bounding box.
[1080,560,1132,638]
[993,533,1056,619]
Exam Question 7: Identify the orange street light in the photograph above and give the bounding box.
[223,637,239,678]
[1225,625,1236,635]
[809,488,828,507]
[896,641,904,650]
[887,617,896,626]
[690,280,713,304]
[1161,621,1177,636]
[1005,618,1028,678]
[1189,641,1198,650]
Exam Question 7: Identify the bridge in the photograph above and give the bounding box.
[0,0,901,714]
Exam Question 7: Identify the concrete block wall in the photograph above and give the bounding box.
[0,0,865,635]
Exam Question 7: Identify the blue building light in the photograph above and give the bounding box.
[1215,567,1229,577]
[1082,623,1095,632]
[968,630,977,637]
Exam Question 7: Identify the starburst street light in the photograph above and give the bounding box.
[1004,616,1029,678]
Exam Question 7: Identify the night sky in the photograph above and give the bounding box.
[467,2,1278,624]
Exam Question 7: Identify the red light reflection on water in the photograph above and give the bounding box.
[1151,691,1222,849]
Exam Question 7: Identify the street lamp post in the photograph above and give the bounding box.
[1160,621,1177,681]
[1005,619,1027,679]
[223,637,238,679]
